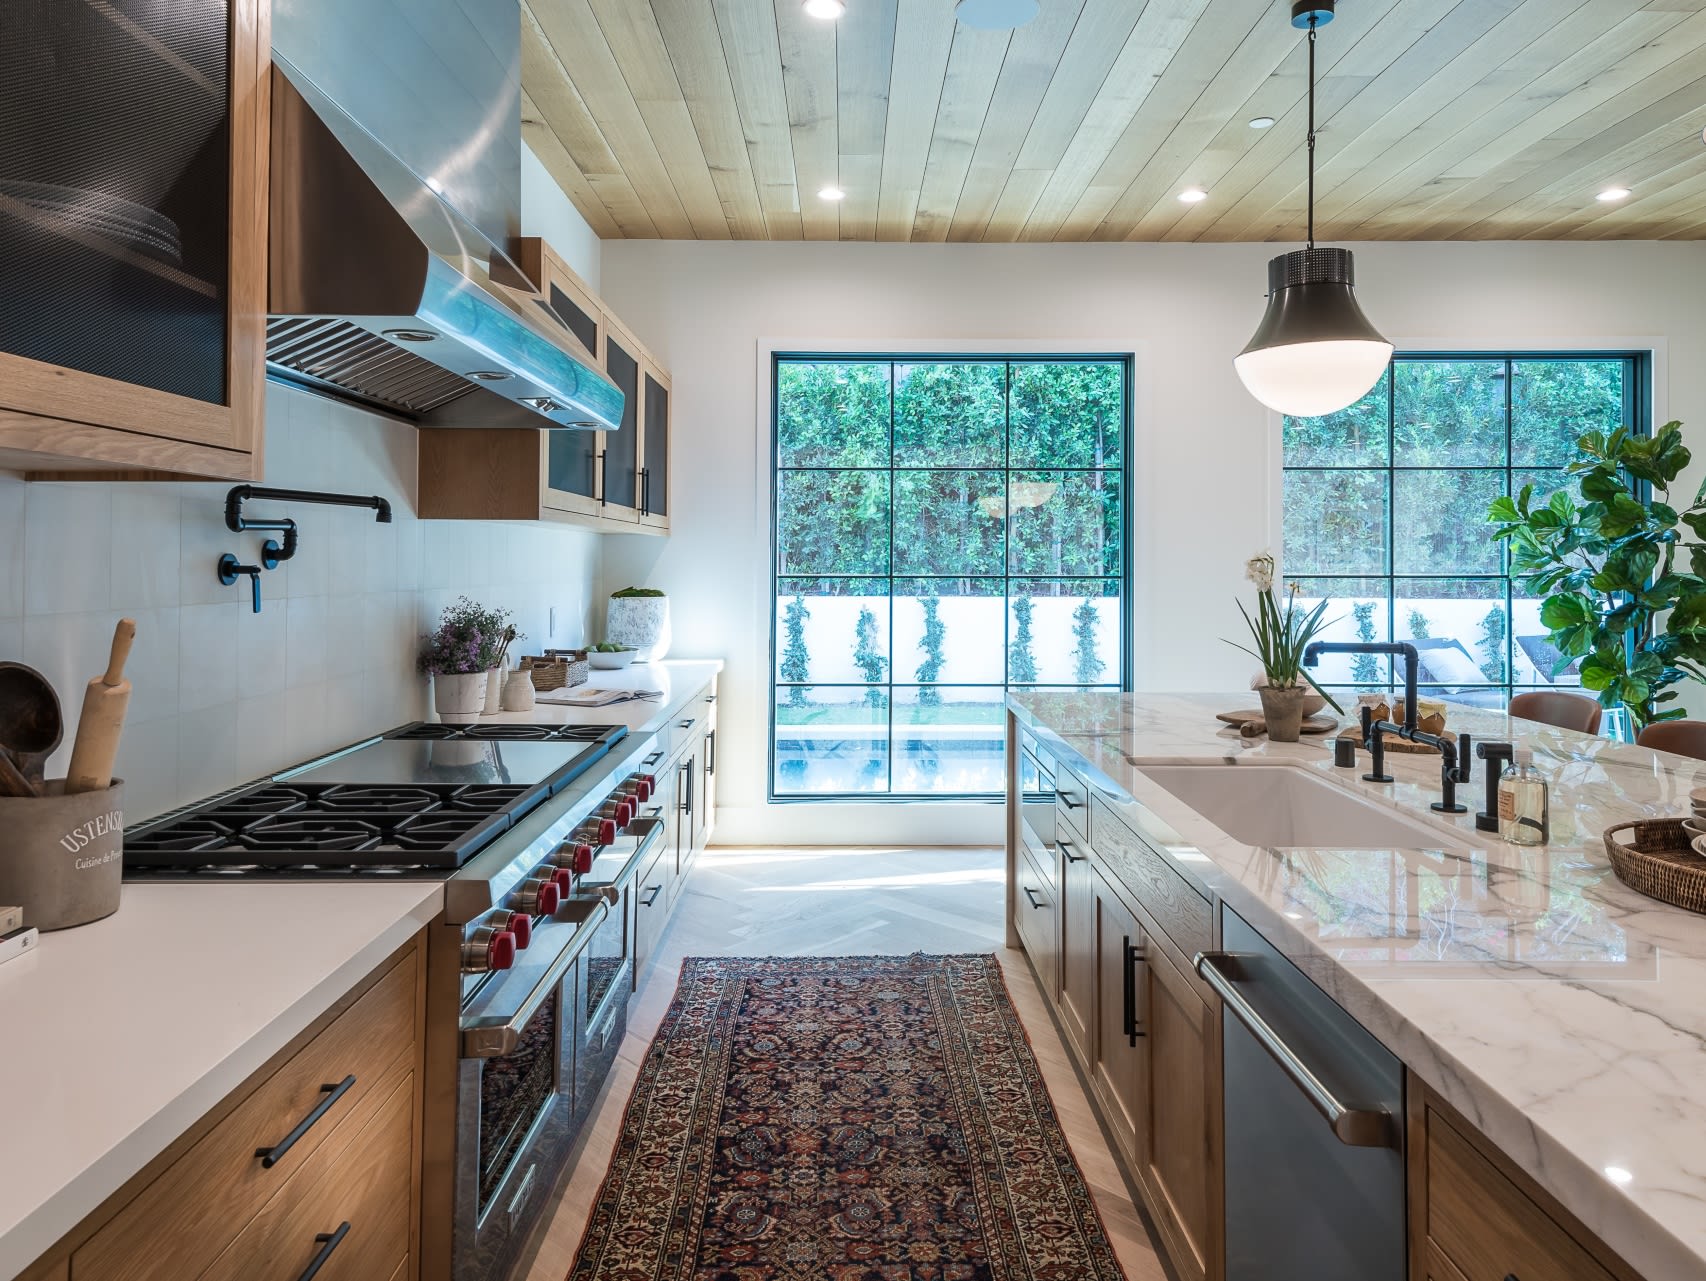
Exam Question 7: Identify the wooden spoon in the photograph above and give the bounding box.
[0,662,63,789]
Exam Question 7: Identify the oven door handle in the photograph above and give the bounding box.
[462,898,611,1059]
[1194,951,1392,1148]
[580,818,665,899]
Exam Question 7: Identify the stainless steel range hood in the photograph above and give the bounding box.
[265,5,621,432]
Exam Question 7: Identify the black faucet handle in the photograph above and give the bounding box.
[1474,740,1513,832]
[1457,732,1473,781]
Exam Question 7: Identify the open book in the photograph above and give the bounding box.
[537,686,665,708]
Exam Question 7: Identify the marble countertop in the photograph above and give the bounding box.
[0,881,442,1281]
[1009,689,1706,1281]
[480,658,722,735]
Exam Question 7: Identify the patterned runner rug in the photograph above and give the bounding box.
[568,953,1127,1280]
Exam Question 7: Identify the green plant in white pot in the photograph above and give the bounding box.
[607,587,670,661]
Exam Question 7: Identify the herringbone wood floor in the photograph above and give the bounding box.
[520,847,1168,1281]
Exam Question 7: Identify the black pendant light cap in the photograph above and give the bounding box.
[1291,1,1335,27]
[1267,246,1355,292]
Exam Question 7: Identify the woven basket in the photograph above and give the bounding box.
[1603,818,1706,914]
[521,650,588,692]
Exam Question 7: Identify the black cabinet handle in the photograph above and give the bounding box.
[597,450,608,506]
[705,692,717,704]
[256,1076,355,1168]
[679,718,695,730]
[296,1222,350,1281]
[1059,838,1085,864]
[1022,886,1044,910]
[639,884,663,907]
[642,749,664,767]
[1122,937,1146,1046]
[680,760,694,817]
[639,466,650,516]
[706,729,716,776]
[1059,791,1081,810]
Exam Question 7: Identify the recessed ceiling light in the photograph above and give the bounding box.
[1179,188,1209,204]
[1249,116,1276,129]
[1597,187,1631,202]
[954,0,1039,30]
[818,185,846,201]
[802,0,844,18]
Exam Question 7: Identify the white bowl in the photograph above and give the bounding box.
[587,649,636,669]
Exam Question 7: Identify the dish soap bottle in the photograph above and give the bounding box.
[1498,749,1549,846]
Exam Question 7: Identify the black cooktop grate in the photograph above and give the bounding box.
[124,782,538,872]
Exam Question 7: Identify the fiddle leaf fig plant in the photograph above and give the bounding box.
[1486,421,1706,729]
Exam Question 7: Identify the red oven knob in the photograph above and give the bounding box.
[593,818,616,845]
[595,799,632,830]
[504,912,532,950]
[462,925,517,974]
[553,842,595,874]
[513,875,560,916]
[550,868,573,896]
[619,776,653,803]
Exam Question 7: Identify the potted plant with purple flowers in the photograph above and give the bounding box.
[419,598,521,723]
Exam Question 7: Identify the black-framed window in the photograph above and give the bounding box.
[770,355,1132,800]
[1282,353,1649,706]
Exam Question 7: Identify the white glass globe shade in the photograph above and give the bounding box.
[1233,338,1394,418]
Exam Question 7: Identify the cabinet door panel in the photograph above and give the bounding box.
[1057,843,1094,1062]
[1140,943,1213,1281]
[602,331,641,518]
[641,366,669,524]
[1091,875,1143,1163]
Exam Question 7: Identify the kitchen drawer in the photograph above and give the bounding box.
[1424,1107,1616,1281]
[633,841,673,981]
[198,1069,415,1281]
[1014,843,1059,994]
[657,687,713,764]
[1089,800,1211,972]
[73,948,419,1281]
[1055,762,1091,843]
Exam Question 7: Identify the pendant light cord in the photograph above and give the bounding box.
[1306,13,1317,251]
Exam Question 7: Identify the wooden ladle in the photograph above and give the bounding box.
[0,662,63,792]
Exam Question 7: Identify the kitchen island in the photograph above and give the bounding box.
[1008,690,1706,1281]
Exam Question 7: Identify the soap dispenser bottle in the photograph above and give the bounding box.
[1498,748,1549,846]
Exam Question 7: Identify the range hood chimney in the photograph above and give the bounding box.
[264,1,621,432]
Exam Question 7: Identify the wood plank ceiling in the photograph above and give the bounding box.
[519,0,1706,242]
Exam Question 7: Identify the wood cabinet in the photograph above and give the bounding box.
[1089,870,1143,1157]
[24,934,426,1281]
[419,238,671,534]
[0,0,270,480]
[1056,827,1094,1058]
[1408,1079,1636,1281]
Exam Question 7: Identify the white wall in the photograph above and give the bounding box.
[597,239,1706,844]
[520,142,601,289]
[0,383,601,821]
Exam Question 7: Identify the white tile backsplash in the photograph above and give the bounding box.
[0,384,601,819]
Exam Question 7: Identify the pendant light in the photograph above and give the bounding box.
[1234,2,1392,418]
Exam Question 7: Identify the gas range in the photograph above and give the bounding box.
[123,721,629,878]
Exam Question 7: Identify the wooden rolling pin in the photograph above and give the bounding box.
[65,619,136,795]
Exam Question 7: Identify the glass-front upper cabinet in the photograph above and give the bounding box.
[601,323,642,525]
[640,362,670,530]
[0,0,269,476]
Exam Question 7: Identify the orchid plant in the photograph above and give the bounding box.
[1225,553,1343,712]
[418,597,521,676]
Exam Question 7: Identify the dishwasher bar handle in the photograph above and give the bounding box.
[1194,950,1392,1149]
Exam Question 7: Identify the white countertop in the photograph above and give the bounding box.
[1009,690,1706,1281]
[484,658,722,736]
[0,880,442,1281]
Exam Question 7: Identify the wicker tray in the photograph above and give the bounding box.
[1603,818,1706,914]
[520,649,588,692]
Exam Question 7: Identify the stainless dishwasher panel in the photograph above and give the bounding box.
[1207,906,1406,1281]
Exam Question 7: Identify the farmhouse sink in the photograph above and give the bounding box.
[1136,764,1466,850]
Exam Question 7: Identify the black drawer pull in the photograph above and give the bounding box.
[705,692,717,704]
[1022,886,1044,910]
[297,1222,350,1281]
[1122,936,1146,1046]
[679,718,695,730]
[642,750,664,767]
[1505,1275,1518,1281]
[640,884,663,907]
[1059,838,1085,864]
[1059,791,1081,810]
[256,1075,355,1168]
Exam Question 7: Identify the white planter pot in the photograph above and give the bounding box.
[607,596,670,661]
[433,671,487,723]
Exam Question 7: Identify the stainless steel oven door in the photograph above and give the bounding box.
[454,896,610,1281]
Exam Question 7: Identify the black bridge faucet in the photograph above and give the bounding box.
[1301,640,1473,814]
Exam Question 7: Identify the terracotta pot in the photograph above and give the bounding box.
[433,671,486,724]
[1259,685,1312,743]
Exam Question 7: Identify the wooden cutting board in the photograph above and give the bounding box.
[1216,710,1342,736]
